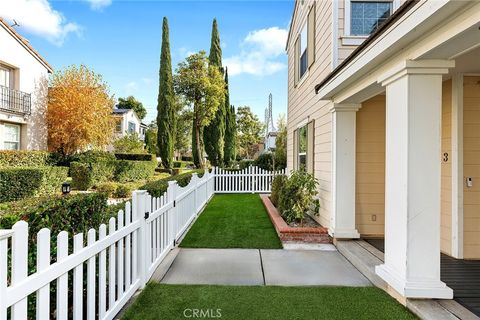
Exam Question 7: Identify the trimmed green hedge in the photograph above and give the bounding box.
[0,150,53,167]
[239,159,254,170]
[141,169,205,197]
[0,166,68,202]
[70,161,115,190]
[115,153,156,162]
[173,160,194,168]
[114,160,156,183]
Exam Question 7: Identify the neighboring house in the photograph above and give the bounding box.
[287,0,480,307]
[264,131,277,152]
[112,108,147,141]
[0,18,53,151]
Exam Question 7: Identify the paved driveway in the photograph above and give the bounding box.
[160,248,371,287]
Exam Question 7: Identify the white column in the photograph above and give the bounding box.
[376,60,454,299]
[451,73,464,259]
[330,104,361,239]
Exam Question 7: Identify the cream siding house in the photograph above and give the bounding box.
[287,0,480,308]
[0,18,53,151]
[109,109,147,152]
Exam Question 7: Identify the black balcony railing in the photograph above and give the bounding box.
[0,85,31,115]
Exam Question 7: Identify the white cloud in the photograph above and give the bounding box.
[0,0,81,46]
[224,27,288,77]
[84,0,112,11]
[124,81,138,95]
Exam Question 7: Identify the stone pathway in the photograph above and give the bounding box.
[158,248,371,287]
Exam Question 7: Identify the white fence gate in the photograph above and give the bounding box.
[0,171,214,320]
[213,166,286,193]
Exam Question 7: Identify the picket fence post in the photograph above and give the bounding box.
[0,230,13,320]
[133,190,148,289]
[167,181,177,245]
[192,173,199,214]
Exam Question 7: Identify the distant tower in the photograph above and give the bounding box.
[265,93,275,138]
[263,93,277,152]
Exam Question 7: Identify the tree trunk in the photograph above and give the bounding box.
[195,117,204,168]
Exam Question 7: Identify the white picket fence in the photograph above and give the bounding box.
[213,166,286,193]
[0,171,214,320]
[0,166,283,320]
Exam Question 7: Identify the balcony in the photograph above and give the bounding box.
[0,85,31,115]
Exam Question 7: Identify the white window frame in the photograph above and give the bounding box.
[127,121,136,134]
[3,123,21,150]
[343,0,399,45]
[297,124,308,170]
[298,21,309,80]
[115,118,122,133]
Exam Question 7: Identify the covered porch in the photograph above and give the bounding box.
[317,0,480,309]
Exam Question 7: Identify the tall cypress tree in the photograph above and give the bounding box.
[203,18,226,167]
[223,68,236,165]
[157,17,175,169]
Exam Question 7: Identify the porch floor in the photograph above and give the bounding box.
[364,238,480,317]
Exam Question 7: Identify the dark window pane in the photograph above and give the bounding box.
[350,1,392,36]
[351,18,363,36]
[300,50,308,78]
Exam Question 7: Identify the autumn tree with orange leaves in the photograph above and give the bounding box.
[47,65,115,156]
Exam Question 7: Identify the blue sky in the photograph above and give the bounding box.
[1,0,293,125]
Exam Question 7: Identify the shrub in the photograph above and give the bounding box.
[278,170,318,224]
[115,153,156,162]
[173,160,194,168]
[96,182,118,197]
[0,150,53,167]
[239,159,253,170]
[70,152,116,190]
[270,174,287,207]
[114,160,156,183]
[114,184,134,198]
[253,152,274,171]
[72,150,117,164]
[141,169,205,197]
[181,156,193,162]
[113,133,145,153]
[70,161,115,190]
[0,166,68,202]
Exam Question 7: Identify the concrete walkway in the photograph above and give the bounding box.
[158,248,371,287]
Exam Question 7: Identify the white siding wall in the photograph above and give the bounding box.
[0,24,50,150]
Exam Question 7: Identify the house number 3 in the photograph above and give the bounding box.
[443,153,449,162]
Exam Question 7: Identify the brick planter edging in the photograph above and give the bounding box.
[260,194,332,243]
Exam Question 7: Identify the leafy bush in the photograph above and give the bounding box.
[270,174,288,207]
[70,152,116,190]
[115,153,156,162]
[141,169,205,197]
[173,160,194,168]
[278,170,318,224]
[0,150,53,167]
[253,152,274,171]
[114,160,156,183]
[239,159,253,170]
[70,161,115,190]
[96,182,118,197]
[0,166,68,202]
[114,184,134,198]
[72,150,116,164]
[113,133,145,153]
[181,156,193,162]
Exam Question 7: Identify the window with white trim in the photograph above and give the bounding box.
[115,119,122,133]
[3,123,20,150]
[128,121,136,134]
[299,23,308,79]
[298,124,307,170]
[350,1,392,36]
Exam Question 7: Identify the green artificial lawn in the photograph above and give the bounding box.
[179,194,282,249]
[122,284,417,320]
